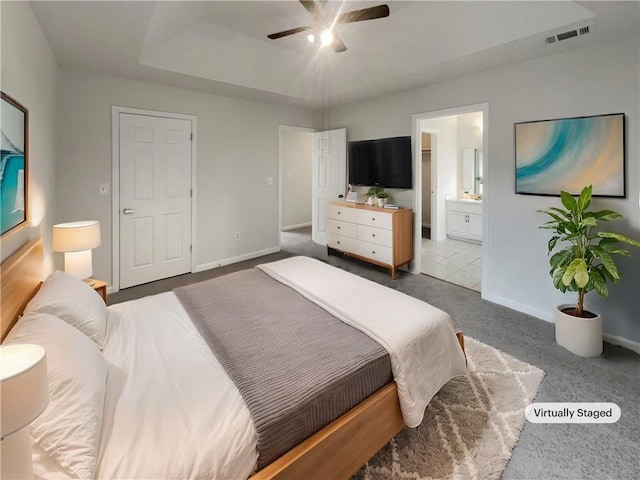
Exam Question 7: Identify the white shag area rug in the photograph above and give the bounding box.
[353,337,545,480]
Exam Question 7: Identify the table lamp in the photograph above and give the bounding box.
[52,220,101,285]
[0,344,49,479]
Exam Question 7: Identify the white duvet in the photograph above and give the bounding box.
[258,257,468,427]
[33,256,466,479]
[35,292,258,480]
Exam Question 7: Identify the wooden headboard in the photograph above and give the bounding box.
[1,238,43,341]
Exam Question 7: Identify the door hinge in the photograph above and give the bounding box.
[190,133,193,141]
[190,245,192,254]
[190,189,193,197]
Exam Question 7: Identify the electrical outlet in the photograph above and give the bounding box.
[98,183,110,195]
[235,232,241,240]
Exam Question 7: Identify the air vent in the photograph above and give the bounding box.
[557,29,578,41]
[578,25,590,35]
[544,24,592,46]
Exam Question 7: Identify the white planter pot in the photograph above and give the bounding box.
[377,198,386,207]
[366,197,375,206]
[555,304,602,357]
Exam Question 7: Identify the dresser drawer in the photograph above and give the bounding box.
[356,210,392,230]
[327,219,357,238]
[357,224,393,247]
[327,234,357,253]
[327,204,358,222]
[356,241,393,265]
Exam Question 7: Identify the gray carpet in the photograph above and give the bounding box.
[354,337,545,480]
[109,227,640,480]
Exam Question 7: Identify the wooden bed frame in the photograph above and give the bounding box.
[0,237,465,480]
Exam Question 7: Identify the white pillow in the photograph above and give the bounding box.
[4,313,107,480]
[24,270,107,348]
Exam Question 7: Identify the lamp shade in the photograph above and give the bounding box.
[52,221,101,253]
[0,344,49,438]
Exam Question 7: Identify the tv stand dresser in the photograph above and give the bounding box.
[326,201,413,280]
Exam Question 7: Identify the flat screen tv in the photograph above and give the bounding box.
[348,136,412,189]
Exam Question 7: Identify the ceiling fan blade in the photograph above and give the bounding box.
[299,0,320,18]
[332,35,347,53]
[338,4,390,24]
[267,25,312,40]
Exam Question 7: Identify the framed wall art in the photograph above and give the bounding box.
[515,113,625,197]
[1,92,28,236]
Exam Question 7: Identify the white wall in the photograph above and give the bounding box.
[0,1,59,273]
[332,35,640,346]
[281,128,313,229]
[55,70,318,286]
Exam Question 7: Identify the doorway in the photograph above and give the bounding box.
[411,103,489,294]
[111,106,197,292]
[278,126,315,238]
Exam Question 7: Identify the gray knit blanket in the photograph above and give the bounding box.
[174,268,392,469]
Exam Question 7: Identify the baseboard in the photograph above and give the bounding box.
[482,292,554,323]
[482,292,639,354]
[281,222,312,231]
[195,247,281,272]
[603,333,640,354]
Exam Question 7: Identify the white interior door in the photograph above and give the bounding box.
[312,128,346,245]
[119,113,192,288]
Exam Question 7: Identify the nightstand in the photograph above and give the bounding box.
[91,280,107,303]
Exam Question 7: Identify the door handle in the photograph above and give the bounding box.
[122,208,136,215]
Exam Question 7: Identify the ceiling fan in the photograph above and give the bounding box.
[267,1,390,53]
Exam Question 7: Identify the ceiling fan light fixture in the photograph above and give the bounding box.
[307,33,315,43]
[320,28,333,46]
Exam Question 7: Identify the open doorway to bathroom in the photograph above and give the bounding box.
[412,104,488,293]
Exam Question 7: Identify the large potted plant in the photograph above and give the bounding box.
[538,185,640,357]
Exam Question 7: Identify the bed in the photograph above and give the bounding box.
[1,238,467,479]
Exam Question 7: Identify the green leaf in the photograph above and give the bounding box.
[579,217,597,228]
[601,264,619,283]
[552,267,568,292]
[588,269,609,298]
[592,210,623,221]
[559,221,578,234]
[560,191,577,213]
[599,243,631,256]
[548,207,573,220]
[549,249,573,269]
[577,185,592,211]
[540,211,565,225]
[547,236,559,253]
[599,232,640,248]
[593,250,620,281]
[562,258,589,288]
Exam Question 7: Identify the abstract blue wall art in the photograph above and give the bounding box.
[515,113,625,197]
[1,92,29,236]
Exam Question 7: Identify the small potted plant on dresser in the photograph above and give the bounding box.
[538,185,640,357]
[376,191,389,207]
[364,186,381,206]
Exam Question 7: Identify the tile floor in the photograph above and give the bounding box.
[420,237,482,292]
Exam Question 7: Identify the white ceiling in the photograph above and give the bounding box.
[30,1,639,108]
